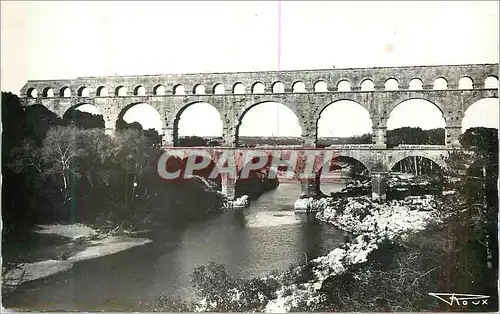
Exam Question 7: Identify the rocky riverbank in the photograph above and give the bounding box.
[264,195,442,312]
[183,193,443,313]
[2,224,151,292]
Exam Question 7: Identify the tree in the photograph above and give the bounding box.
[2,93,35,240]
[143,128,162,146]
[460,127,498,157]
[109,129,156,210]
[24,104,65,145]
[116,117,143,132]
[40,126,87,205]
[178,135,207,147]
[1,92,26,161]
[387,127,445,147]
[63,110,105,130]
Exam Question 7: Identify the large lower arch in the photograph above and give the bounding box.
[387,153,447,173]
[273,158,300,181]
[63,103,103,118]
[174,101,223,147]
[178,155,221,183]
[236,101,302,146]
[316,100,372,146]
[117,102,163,133]
[388,155,445,198]
[63,103,105,129]
[235,157,283,200]
[462,97,499,132]
[386,99,446,146]
[161,152,221,187]
[388,97,445,117]
[317,155,370,196]
[238,153,300,181]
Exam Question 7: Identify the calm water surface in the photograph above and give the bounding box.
[4,181,346,311]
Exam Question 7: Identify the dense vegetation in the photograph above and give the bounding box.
[1,92,227,259]
[178,135,222,147]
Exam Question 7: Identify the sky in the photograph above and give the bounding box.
[1,1,498,137]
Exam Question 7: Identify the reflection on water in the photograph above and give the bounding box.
[246,211,302,228]
[4,182,346,311]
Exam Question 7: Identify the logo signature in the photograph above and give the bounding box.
[429,293,490,306]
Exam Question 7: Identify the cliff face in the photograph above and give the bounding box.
[235,167,279,200]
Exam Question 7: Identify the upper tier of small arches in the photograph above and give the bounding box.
[25,76,499,98]
[22,64,499,98]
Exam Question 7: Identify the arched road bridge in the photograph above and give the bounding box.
[20,63,498,201]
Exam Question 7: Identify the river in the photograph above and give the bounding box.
[3,181,346,311]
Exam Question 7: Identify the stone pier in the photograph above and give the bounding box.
[371,172,388,201]
[221,173,236,200]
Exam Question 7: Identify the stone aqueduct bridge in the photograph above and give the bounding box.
[167,145,451,202]
[21,63,498,201]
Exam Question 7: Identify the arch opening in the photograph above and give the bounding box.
[458,77,473,90]
[176,102,223,147]
[115,86,127,97]
[63,103,104,129]
[238,101,302,146]
[177,156,222,185]
[384,78,399,91]
[117,103,163,136]
[193,84,206,95]
[337,80,351,92]
[292,81,306,93]
[484,76,499,89]
[27,87,38,98]
[78,86,89,97]
[173,85,186,95]
[233,82,245,94]
[153,84,166,96]
[272,81,285,93]
[252,82,265,94]
[96,86,108,97]
[60,86,71,97]
[318,156,370,197]
[213,83,225,95]
[387,99,445,146]
[134,85,146,96]
[267,158,299,182]
[236,157,284,199]
[360,79,375,91]
[314,80,328,92]
[43,87,54,97]
[408,78,423,90]
[388,156,444,199]
[433,77,448,90]
[462,97,499,132]
[317,100,372,146]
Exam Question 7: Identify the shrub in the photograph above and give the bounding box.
[142,295,193,312]
[190,261,279,312]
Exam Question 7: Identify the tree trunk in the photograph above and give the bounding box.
[414,155,418,175]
